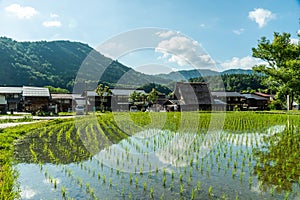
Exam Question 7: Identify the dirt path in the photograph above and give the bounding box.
[0,121,40,129]
[0,115,75,120]
[0,115,75,129]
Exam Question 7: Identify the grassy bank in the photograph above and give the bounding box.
[0,121,47,199]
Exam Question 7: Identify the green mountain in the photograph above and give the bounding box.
[154,68,253,82]
[0,37,170,91]
[155,69,219,81]
[0,37,254,92]
[221,69,253,75]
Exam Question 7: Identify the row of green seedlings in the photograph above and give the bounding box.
[28,122,91,164]
[253,122,300,196]
[223,113,287,132]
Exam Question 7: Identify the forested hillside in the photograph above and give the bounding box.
[0,37,99,90]
[190,73,267,92]
[0,37,170,91]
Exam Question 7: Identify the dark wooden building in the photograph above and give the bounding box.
[111,88,146,111]
[0,87,23,112]
[50,93,73,112]
[211,92,245,111]
[22,86,50,112]
[172,82,213,111]
[243,93,269,110]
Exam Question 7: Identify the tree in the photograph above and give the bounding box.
[45,86,69,93]
[95,84,112,111]
[252,32,300,109]
[147,88,159,104]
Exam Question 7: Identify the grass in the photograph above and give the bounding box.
[0,120,47,199]
[0,115,34,124]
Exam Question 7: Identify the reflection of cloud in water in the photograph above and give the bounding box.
[20,187,36,199]
[224,125,286,147]
[43,178,60,185]
[94,129,220,172]
[250,182,266,195]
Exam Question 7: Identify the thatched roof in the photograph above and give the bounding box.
[173,82,212,105]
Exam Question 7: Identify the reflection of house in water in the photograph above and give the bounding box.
[169,82,213,111]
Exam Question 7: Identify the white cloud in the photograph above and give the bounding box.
[50,13,59,18]
[42,20,62,28]
[248,8,276,28]
[5,3,37,19]
[297,30,300,35]
[220,56,266,70]
[155,33,215,69]
[233,28,245,35]
[200,23,206,28]
[156,30,177,38]
[290,38,299,44]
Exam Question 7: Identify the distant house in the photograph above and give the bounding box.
[243,93,269,110]
[213,99,227,111]
[50,93,73,112]
[0,87,23,112]
[73,93,90,109]
[157,93,167,105]
[254,92,275,101]
[22,86,50,112]
[111,88,146,111]
[0,95,7,114]
[211,92,245,111]
[163,99,182,111]
[172,82,213,111]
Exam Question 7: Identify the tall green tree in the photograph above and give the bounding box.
[252,32,300,109]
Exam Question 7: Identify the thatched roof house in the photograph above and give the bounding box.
[171,82,213,111]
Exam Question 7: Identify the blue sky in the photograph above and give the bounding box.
[0,0,299,74]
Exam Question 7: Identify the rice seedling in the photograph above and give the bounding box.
[143,182,147,191]
[160,191,164,200]
[135,177,138,188]
[149,186,154,199]
[208,186,213,198]
[180,183,184,196]
[102,174,106,184]
[61,186,66,198]
[109,178,112,187]
[162,176,166,187]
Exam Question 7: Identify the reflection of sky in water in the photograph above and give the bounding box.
[223,125,286,147]
[94,129,220,171]
[15,125,298,200]
[20,187,36,199]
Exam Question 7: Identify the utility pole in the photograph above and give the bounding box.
[85,81,88,115]
[287,95,290,112]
